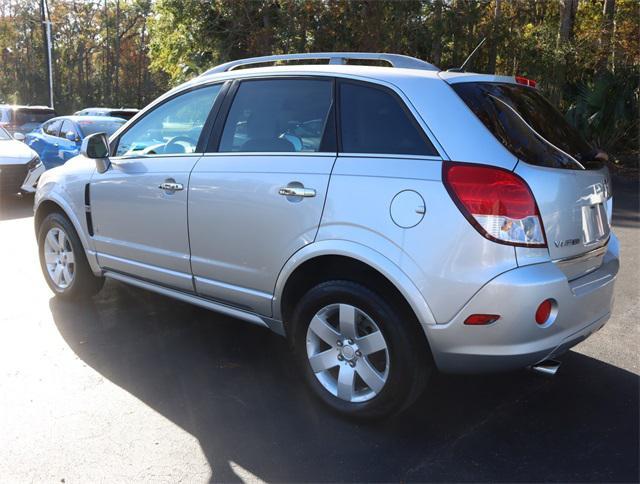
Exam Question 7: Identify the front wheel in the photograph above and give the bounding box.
[38,212,104,299]
[291,280,431,419]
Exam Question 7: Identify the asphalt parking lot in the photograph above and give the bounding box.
[0,178,638,483]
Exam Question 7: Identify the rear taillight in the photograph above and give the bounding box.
[443,162,547,248]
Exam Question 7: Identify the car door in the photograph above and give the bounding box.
[189,77,336,315]
[90,83,224,291]
[59,120,81,162]
[28,119,62,168]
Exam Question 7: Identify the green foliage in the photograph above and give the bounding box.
[0,0,165,113]
[566,69,640,154]
[1,0,638,162]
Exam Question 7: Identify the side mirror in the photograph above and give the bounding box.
[81,132,111,173]
[65,131,79,142]
[13,132,25,142]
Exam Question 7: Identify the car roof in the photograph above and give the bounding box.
[78,107,138,112]
[48,115,128,123]
[172,63,446,99]
[185,63,514,92]
[0,104,55,111]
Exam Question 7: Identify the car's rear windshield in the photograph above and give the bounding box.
[15,109,56,125]
[108,110,137,120]
[452,82,600,170]
[78,119,125,137]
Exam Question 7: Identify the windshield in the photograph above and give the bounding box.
[78,119,125,137]
[453,82,598,170]
[0,126,10,140]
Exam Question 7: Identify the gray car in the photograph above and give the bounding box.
[33,53,619,418]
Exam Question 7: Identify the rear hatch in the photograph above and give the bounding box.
[14,108,56,134]
[451,80,611,280]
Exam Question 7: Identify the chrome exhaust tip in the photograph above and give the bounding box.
[529,359,561,376]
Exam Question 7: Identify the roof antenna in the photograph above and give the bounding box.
[448,37,486,73]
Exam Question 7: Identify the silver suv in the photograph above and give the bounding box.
[34,53,619,418]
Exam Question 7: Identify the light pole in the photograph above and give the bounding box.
[45,19,53,108]
[40,0,54,109]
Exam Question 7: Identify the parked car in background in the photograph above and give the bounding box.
[0,105,56,136]
[25,116,125,168]
[0,126,44,197]
[33,53,618,419]
[74,107,139,121]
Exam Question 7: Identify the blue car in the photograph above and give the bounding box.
[25,115,125,168]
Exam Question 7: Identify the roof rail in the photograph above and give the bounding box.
[201,52,439,76]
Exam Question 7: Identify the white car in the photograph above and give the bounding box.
[0,126,44,196]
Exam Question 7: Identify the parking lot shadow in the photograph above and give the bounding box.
[49,282,639,482]
[0,194,34,221]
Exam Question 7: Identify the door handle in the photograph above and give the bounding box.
[159,181,184,192]
[278,186,316,198]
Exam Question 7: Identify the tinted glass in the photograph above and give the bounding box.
[78,119,125,137]
[219,79,333,153]
[116,84,221,157]
[61,120,79,140]
[109,110,138,120]
[15,109,56,125]
[0,127,10,140]
[339,82,436,155]
[453,82,596,170]
[44,119,62,137]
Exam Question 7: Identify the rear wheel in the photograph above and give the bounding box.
[292,280,431,419]
[38,212,104,299]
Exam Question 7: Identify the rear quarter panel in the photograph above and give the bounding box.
[317,156,518,323]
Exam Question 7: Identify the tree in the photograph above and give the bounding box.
[487,0,501,74]
[597,0,616,72]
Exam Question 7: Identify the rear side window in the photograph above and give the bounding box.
[219,79,334,153]
[339,81,437,156]
[453,82,597,170]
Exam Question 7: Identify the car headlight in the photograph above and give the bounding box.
[26,155,42,171]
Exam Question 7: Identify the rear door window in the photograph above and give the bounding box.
[44,119,63,137]
[453,82,597,170]
[218,78,334,153]
[338,81,437,156]
[61,120,79,140]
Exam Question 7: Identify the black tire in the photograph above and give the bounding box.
[37,212,104,299]
[291,280,432,419]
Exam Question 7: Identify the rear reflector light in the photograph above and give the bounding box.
[535,299,554,325]
[515,76,537,88]
[443,162,547,248]
[464,314,500,325]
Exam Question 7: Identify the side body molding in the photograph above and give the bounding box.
[272,240,437,331]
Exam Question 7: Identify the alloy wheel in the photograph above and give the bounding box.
[306,303,390,403]
[43,227,75,289]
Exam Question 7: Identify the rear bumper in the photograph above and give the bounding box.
[425,235,619,373]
